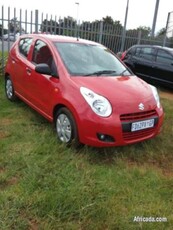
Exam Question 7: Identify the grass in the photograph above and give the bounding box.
[0,75,173,229]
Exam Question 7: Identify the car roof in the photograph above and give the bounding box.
[130,44,173,51]
[130,44,161,49]
[127,44,173,54]
[20,33,99,45]
[160,46,173,53]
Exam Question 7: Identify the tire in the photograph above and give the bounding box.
[5,76,17,101]
[55,107,80,147]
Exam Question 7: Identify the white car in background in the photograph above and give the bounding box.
[3,33,20,41]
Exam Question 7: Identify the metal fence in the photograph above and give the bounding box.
[165,11,173,38]
[0,6,171,74]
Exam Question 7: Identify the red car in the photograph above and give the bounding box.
[5,34,164,147]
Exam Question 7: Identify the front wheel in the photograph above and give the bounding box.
[5,76,17,101]
[55,107,79,146]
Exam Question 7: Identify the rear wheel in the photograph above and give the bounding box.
[5,76,17,101]
[55,107,79,146]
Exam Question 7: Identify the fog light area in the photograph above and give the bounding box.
[97,133,115,142]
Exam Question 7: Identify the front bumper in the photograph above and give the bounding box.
[77,107,164,147]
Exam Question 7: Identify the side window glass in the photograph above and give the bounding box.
[19,38,33,58]
[32,40,52,66]
[135,47,141,57]
[127,47,135,55]
[140,47,154,60]
[156,50,173,65]
[32,40,57,75]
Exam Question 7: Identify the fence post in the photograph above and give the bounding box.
[7,7,10,51]
[30,11,33,33]
[1,6,5,75]
[25,10,28,34]
[120,0,129,51]
[35,9,39,33]
[137,30,142,44]
[163,12,170,47]
[99,21,103,44]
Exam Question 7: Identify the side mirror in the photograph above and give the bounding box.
[35,63,52,75]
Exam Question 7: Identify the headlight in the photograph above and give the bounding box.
[150,85,160,108]
[80,87,112,117]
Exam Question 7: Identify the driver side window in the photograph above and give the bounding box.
[32,40,57,75]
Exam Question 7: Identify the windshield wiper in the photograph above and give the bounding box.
[84,70,117,76]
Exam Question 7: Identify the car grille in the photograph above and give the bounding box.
[120,110,157,121]
[120,110,158,141]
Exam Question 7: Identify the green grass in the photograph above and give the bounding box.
[0,75,173,229]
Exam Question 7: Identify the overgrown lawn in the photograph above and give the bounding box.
[0,76,173,229]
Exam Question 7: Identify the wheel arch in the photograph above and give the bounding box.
[52,102,80,129]
[53,104,66,124]
[5,72,10,78]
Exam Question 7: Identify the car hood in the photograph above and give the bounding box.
[71,75,157,113]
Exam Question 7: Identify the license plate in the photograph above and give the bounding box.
[131,119,154,132]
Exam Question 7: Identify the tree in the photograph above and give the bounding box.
[137,26,151,37]
[8,17,20,33]
[40,19,59,34]
[80,21,91,31]
[102,16,114,25]
[102,16,122,30]
[156,28,166,36]
[40,16,76,35]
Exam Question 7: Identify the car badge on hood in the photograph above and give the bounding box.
[138,103,144,110]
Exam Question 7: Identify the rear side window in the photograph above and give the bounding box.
[19,38,33,58]
[156,49,173,65]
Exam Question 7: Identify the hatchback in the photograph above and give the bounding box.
[121,44,173,89]
[5,34,164,147]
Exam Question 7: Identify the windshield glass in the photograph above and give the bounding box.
[55,42,131,76]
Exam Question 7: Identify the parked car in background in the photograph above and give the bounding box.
[121,44,173,89]
[3,32,20,41]
[5,34,164,147]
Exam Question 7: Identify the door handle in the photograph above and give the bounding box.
[26,67,31,75]
[152,65,158,68]
[12,58,16,64]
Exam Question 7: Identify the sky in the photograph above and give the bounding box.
[1,0,173,33]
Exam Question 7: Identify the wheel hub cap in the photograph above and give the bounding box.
[6,79,13,98]
[56,114,72,143]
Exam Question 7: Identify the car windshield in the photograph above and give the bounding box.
[55,42,131,76]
